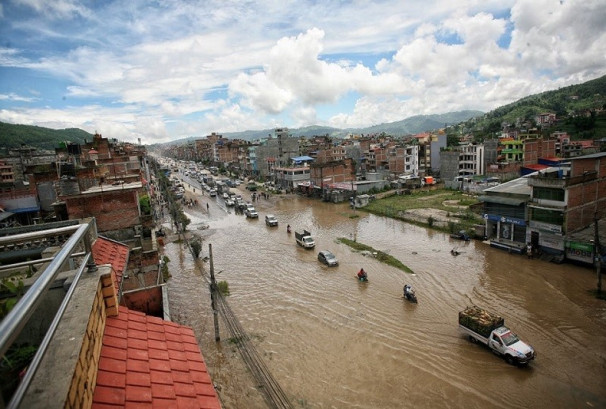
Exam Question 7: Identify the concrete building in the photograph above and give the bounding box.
[439,143,485,182]
[255,128,300,178]
[527,152,606,259]
[439,150,461,183]
[479,152,606,262]
[274,155,313,190]
[429,131,447,173]
[479,176,531,254]
[458,143,485,176]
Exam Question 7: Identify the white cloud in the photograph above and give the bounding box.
[509,0,606,79]
[0,0,605,142]
[14,0,90,18]
[0,92,37,102]
[230,72,293,114]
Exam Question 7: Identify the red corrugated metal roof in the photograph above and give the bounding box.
[92,306,221,409]
[92,237,129,288]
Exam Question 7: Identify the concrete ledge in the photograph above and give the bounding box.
[18,265,112,409]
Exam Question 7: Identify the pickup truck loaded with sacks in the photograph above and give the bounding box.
[459,306,535,365]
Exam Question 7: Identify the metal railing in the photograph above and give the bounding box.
[0,219,97,408]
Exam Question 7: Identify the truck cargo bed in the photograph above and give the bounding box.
[459,306,504,338]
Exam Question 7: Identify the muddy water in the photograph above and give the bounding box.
[163,191,606,409]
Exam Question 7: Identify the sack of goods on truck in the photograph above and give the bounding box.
[459,306,504,338]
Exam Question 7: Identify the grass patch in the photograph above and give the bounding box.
[217,280,230,296]
[362,188,483,234]
[337,237,415,274]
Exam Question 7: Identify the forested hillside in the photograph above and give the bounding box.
[459,74,606,139]
[0,122,92,151]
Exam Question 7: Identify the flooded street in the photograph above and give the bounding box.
[162,188,606,409]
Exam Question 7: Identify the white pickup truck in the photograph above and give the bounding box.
[295,229,315,249]
[459,306,535,365]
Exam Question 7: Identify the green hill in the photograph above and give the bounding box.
[460,74,606,139]
[0,122,93,151]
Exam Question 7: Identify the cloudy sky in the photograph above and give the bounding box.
[1,0,605,144]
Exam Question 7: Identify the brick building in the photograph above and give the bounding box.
[527,152,606,258]
[60,182,146,236]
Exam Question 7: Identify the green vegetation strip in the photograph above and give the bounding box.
[337,237,414,274]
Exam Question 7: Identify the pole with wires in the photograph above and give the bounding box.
[208,243,220,341]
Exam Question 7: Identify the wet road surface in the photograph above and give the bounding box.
[161,184,606,409]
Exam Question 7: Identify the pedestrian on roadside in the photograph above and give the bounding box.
[526,243,533,259]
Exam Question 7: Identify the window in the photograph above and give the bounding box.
[534,187,564,201]
[532,208,564,225]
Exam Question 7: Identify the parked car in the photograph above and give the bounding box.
[265,215,278,226]
[318,250,338,266]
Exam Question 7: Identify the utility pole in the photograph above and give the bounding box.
[209,244,220,341]
[594,215,602,295]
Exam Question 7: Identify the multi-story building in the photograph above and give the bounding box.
[429,130,447,173]
[215,139,250,174]
[526,152,606,259]
[310,157,355,188]
[194,132,223,164]
[390,145,419,176]
[273,156,313,190]
[439,143,485,182]
[523,138,557,167]
[497,138,524,163]
[255,128,300,178]
[0,160,15,185]
[458,143,485,176]
[411,132,432,175]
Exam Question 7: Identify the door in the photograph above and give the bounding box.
[531,230,539,249]
[489,333,505,355]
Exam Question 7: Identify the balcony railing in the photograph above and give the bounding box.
[0,218,97,409]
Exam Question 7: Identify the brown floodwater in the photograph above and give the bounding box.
[162,188,606,409]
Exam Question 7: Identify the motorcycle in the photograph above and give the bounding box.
[356,270,369,282]
[403,285,417,303]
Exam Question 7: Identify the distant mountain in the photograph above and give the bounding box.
[347,111,484,137]
[0,121,93,151]
[207,110,484,143]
